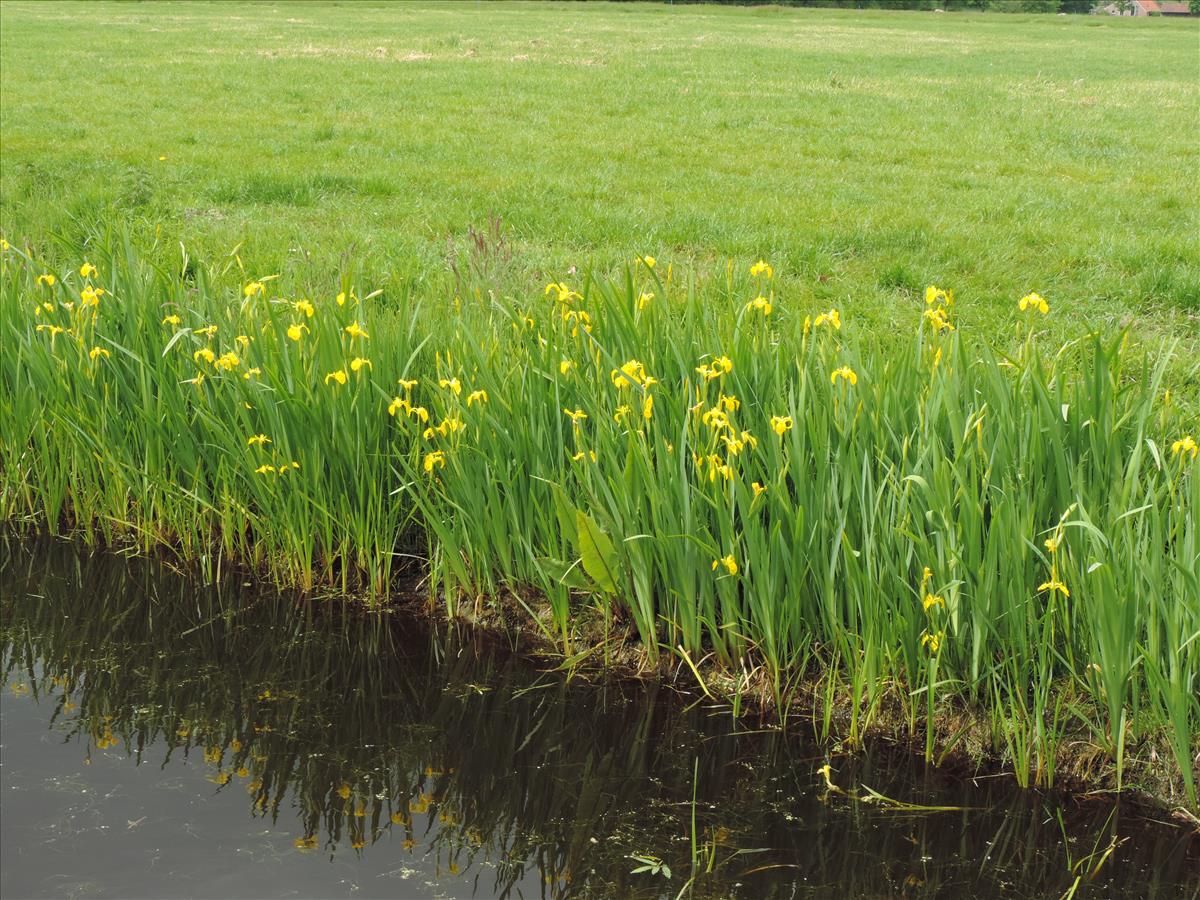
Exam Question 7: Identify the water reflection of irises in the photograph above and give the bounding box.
[2,537,1195,899]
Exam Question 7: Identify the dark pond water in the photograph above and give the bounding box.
[1,538,1196,899]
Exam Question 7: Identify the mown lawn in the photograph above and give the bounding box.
[1,0,1197,352]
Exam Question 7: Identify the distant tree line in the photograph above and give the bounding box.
[651,0,1122,12]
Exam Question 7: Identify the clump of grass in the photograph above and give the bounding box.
[0,234,1196,809]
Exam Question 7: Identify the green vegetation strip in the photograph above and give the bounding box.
[1,235,1196,812]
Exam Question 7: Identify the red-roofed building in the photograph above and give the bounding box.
[1100,0,1196,14]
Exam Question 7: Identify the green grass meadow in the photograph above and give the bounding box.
[1,0,1198,350]
[1,1,1198,811]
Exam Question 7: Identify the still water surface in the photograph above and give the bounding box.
[2,538,1196,898]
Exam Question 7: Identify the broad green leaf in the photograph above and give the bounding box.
[535,556,590,592]
[576,510,618,595]
[549,482,579,547]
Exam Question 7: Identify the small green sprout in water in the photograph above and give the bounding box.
[628,853,671,880]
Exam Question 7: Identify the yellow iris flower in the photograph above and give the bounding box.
[1038,578,1069,598]
[923,307,954,332]
[695,356,733,381]
[1171,436,1197,459]
[924,285,952,307]
[721,434,748,454]
[711,554,737,576]
[830,366,858,386]
[214,351,240,371]
[544,282,581,305]
[1018,292,1049,314]
[611,359,648,389]
[746,295,772,316]
[813,308,841,330]
[423,417,464,440]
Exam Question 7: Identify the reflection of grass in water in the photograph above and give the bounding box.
[2,541,1196,898]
